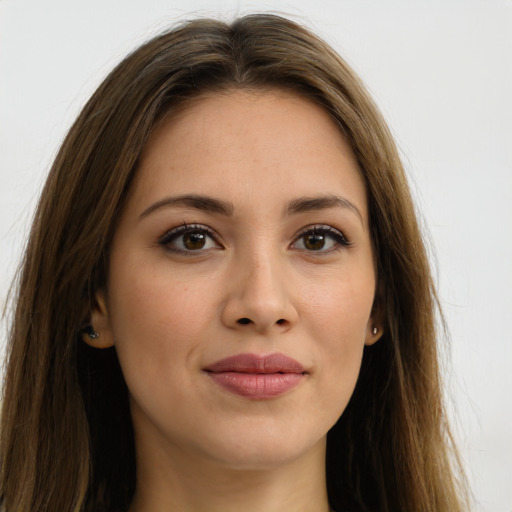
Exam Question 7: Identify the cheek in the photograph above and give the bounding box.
[106,259,216,381]
[302,269,375,344]
[110,254,214,335]
[300,271,375,414]
[105,261,222,430]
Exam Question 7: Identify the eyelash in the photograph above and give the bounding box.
[158,223,220,254]
[158,223,351,255]
[292,225,351,253]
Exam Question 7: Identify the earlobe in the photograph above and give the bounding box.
[366,278,386,346]
[365,324,383,346]
[81,290,115,348]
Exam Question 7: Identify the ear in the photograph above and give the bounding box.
[81,290,115,348]
[365,322,384,346]
[365,279,386,346]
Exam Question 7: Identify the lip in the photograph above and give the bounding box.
[204,353,307,399]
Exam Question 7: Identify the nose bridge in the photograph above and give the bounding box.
[244,246,282,301]
[223,239,297,333]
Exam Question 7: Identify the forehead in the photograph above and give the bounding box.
[130,88,367,221]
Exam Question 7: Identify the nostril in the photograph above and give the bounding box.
[276,319,286,325]
[237,318,251,325]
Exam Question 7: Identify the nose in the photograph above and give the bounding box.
[220,251,298,334]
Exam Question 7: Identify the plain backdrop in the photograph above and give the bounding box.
[1,0,511,510]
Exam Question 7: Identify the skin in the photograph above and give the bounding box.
[89,89,382,512]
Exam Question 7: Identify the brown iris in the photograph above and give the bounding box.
[303,233,325,250]
[183,231,207,250]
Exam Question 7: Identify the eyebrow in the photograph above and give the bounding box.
[138,193,363,223]
[286,195,363,223]
[139,194,234,219]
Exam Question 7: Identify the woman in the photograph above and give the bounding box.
[0,14,468,512]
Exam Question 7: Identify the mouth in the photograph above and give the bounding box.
[203,353,307,399]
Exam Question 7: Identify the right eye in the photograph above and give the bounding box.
[158,224,221,254]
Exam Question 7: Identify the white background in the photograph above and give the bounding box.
[1,1,511,510]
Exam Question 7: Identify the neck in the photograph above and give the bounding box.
[129,435,331,512]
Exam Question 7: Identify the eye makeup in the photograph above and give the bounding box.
[291,224,352,253]
[157,221,351,257]
[158,223,221,254]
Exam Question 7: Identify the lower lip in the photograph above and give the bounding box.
[207,372,304,399]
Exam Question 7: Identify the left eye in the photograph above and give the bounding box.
[292,226,350,252]
[159,224,219,253]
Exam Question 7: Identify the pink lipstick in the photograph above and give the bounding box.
[204,353,306,399]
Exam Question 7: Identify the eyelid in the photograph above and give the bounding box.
[291,224,351,252]
[158,223,222,252]
[157,222,350,255]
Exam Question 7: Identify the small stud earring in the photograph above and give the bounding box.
[372,327,378,335]
[82,325,99,339]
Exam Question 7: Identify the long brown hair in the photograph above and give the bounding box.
[0,14,468,511]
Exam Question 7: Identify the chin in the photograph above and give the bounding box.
[199,422,327,471]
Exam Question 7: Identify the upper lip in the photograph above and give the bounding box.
[204,353,306,374]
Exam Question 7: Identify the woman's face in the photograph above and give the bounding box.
[93,89,380,470]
